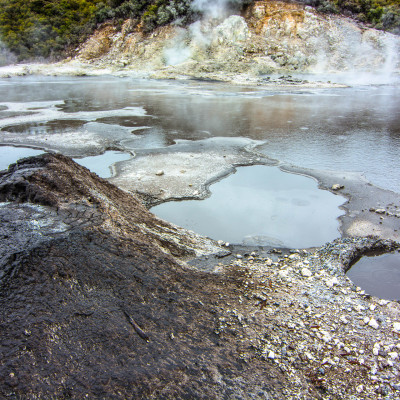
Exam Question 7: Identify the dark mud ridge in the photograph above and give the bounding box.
[1,154,400,399]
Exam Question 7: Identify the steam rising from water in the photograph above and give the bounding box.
[310,28,400,85]
[0,41,17,66]
[164,1,248,66]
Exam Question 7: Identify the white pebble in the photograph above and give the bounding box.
[325,277,339,287]
[301,268,312,277]
[368,318,379,329]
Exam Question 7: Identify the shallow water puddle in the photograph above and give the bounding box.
[152,165,345,248]
[347,252,400,300]
[0,145,44,170]
[73,151,132,178]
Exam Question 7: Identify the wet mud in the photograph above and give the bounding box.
[1,154,400,399]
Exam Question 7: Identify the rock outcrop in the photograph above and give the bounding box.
[1,154,400,399]
[0,154,288,399]
[71,0,400,80]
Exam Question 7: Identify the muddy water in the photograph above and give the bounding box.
[347,252,400,300]
[0,76,399,190]
[0,145,44,170]
[73,151,132,178]
[0,76,399,249]
[152,165,345,247]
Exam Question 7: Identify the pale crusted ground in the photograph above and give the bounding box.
[212,237,400,399]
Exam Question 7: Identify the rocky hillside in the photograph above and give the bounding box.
[70,0,400,80]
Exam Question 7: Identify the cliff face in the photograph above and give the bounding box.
[72,0,400,80]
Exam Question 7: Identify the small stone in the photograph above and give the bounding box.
[388,352,398,360]
[236,254,243,259]
[379,299,389,306]
[318,368,325,375]
[393,322,400,333]
[368,318,379,329]
[340,316,349,324]
[155,170,164,176]
[305,352,314,360]
[301,268,312,277]
[375,208,386,214]
[267,351,275,359]
[321,331,332,343]
[279,270,289,278]
[325,277,339,287]
[356,385,364,394]
[332,184,344,190]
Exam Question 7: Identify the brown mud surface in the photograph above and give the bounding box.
[1,154,400,399]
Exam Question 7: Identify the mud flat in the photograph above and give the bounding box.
[1,153,400,399]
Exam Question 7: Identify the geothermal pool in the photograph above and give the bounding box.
[347,252,400,300]
[0,75,399,250]
[151,165,345,248]
[0,146,44,170]
[0,76,399,191]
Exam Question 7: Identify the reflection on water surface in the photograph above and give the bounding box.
[74,151,132,178]
[152,166,345,248]
[347,252,400,300]
[0,76,399,191]
[0,146,44,170]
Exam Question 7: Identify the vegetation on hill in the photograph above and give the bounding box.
[0,0,399,62]
[309,0,400,32]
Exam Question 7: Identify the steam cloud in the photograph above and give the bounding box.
[0,41,17,66]
[311,31,400,85]
[191,0,247,19]
[164,0,244,66]
[192,0,232,19]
